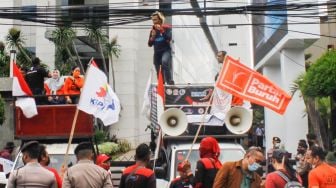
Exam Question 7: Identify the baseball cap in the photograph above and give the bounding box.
[273,137,281,143]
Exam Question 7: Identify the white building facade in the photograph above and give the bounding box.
[0,0,315,154]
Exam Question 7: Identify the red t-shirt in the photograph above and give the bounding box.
[265,170,302,188]
[308,162,336,188]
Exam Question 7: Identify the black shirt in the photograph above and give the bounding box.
[25,66,49,95]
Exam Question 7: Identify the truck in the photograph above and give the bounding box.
[1,83,248,188]
[148,84,248,187]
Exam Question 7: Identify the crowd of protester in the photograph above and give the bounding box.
[1,134,336,188]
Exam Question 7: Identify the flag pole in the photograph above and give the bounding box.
[61,57,94,175]
[185,89,215,161]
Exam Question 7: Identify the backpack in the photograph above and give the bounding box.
[125,166,143,188]
[275,171,304,188]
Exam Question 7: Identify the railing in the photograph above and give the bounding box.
[14,95,94,140]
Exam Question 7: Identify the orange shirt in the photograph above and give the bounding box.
[64,76,84,95]
[308,162,336,188]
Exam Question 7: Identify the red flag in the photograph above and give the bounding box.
[216,56,291,114]
[157,67,165,117]
[12,61,38,118]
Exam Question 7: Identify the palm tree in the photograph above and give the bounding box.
[51,27,84,73]
[85,21,108,75]
[6,28,32,64]
[105,37,121,91]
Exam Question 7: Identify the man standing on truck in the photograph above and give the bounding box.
[25,57,50,102]
[148,11,174,84]
[212,146,264,188]
[62,142,113,188]
[119,143,156,188]
[194,137,222,188]
[7,141,57,188]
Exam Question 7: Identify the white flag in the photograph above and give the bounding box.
[0,158,14,174]
[12,61,38,118]
[141,71,152,116]
[210,87,232,121]
[78,60,121,126]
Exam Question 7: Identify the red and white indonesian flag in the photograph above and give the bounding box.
[12,62,38,118]
[216,56,292,114]
[78,60,121,126]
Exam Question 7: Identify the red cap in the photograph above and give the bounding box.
[96,154,111,165]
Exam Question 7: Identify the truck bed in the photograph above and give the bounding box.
[15,104,94,140]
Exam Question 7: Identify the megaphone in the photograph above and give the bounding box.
[159,108,188,136]
[224,106,253,135]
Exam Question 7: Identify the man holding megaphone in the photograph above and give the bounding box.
[148,11,174,84]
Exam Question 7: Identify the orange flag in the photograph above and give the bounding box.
[216,56,291,115]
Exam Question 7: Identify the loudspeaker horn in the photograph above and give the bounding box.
[159,108,188,136]
[224,106,253,135]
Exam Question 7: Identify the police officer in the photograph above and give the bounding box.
[62,142,113,188]
[7,141,56,188]
[119,143,156,188]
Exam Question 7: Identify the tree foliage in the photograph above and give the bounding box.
[6,28,32,65]
[301,50,336,97]
[51,26,82,75]
[0,41,10,77]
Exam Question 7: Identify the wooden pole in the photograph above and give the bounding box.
[185,90,215,161]
[62,108,79,170]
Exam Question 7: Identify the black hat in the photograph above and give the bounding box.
[4,142,15,149]
[21,141,39,152]
[74,142,93,155]
[273,137,281,143]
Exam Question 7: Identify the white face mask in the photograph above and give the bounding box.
[274,143,280,148]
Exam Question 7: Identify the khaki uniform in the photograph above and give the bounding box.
[7,162,56,188]
[62,159,113,188]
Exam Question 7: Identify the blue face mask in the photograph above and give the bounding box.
[248,162,260,172]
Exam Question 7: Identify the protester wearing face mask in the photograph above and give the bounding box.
[307,146,336,187]
[295,140,308,174]
[64,66,84,104]
[266,137,281,174]
[265,149,302,188]
[213,146,264,188]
